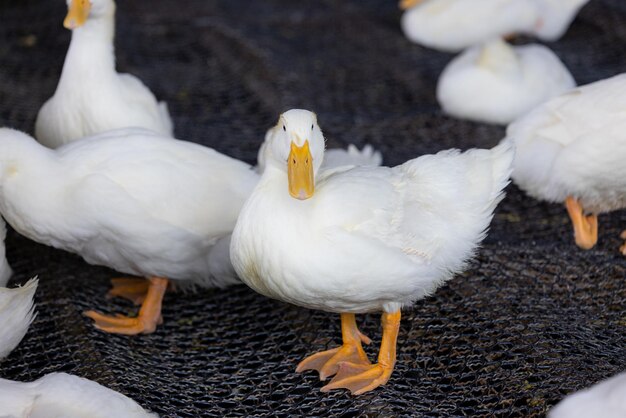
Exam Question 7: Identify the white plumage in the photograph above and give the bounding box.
[437,39,575,125]
[0,127,257,286]
[505,74,626,213]
[35,0,173,149]
[401,0,589,52]
[0,278,37,360]
[231,109,513,394]
[549,372,626,418]
[0,373,156,418]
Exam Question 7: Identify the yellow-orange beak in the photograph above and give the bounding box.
[64,0,91,30]
[288,140,314,200]
[399,0,423,10]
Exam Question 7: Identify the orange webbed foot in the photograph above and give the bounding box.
[321,362,392,395]
[85,277,168,335]
[296,314,371,380]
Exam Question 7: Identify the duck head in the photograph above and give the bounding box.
[267,109,325,200]
[64,0,115,29]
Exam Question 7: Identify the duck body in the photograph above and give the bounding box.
[401,0,589,52]
[437,39,575,125]
[0,373,156,418]
[35,0,172,148]
[0,278,37,360]
[234,143,512,313]
[506,74,626,214]
[0,128,255,287]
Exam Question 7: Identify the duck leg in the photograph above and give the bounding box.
[322,311,401,395]
[565,196,598,249]
[296,313,372,381]
[399,0,423,10]
[84,277,168,335]
[106,277,150,305]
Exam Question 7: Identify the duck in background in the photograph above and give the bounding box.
[549,372,626,418]
[35,0,173,149]
[504,74,626,254]
[437,38,575,125]
[400,0,590,52]
[231,109,513,394]
[0,373,157,417]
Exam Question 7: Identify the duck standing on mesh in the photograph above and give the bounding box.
[35,0,173,148]
[0,127,260,334]
[503,74,626,255]
[231,109,513,394]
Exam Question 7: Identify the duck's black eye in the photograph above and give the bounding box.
[283,125,286,132]
[311,124,314,130]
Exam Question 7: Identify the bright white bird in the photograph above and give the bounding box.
[231,109,513,395]
[0,278,37,360]
[437,38,575,125]
[35,0,173,148]
[0,127,258,335]
[503,73,626,254]
[549,372,626,418]
[400,0,590,52]
[0,373,157,418]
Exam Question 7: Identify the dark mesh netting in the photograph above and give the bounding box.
[1,0,625,416]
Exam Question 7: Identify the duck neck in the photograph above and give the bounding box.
[59,8,117,83]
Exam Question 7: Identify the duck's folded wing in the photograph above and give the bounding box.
[316,143,512,275]
[0,278,38,359]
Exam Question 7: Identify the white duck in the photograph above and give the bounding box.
[437,39,575,125]
[230,109,513,394]
[400,0,590,52]
[0,373,156,417]
[0,127,258,334]
[549,372,626,418]
[35,0,173,148]
[0,278,38,360]
[504,73,626,253]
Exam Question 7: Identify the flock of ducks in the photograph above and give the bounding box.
[0,0,624,415]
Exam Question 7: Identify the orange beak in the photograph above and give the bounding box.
[64,0,91,29]
[288,140,314,200]
[399,0,423,10]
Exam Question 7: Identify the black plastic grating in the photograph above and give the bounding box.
[0,0,625,416]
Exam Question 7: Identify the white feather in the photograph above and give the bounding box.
[231,110,513,313]
[0,127,259,288]
[437,39,575,125]
[505,73,626,213]
[0,278,37,360]
[549,372,626,418]
[35,0,173,148]
[0,372,156,418]
[401,0,589,52]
